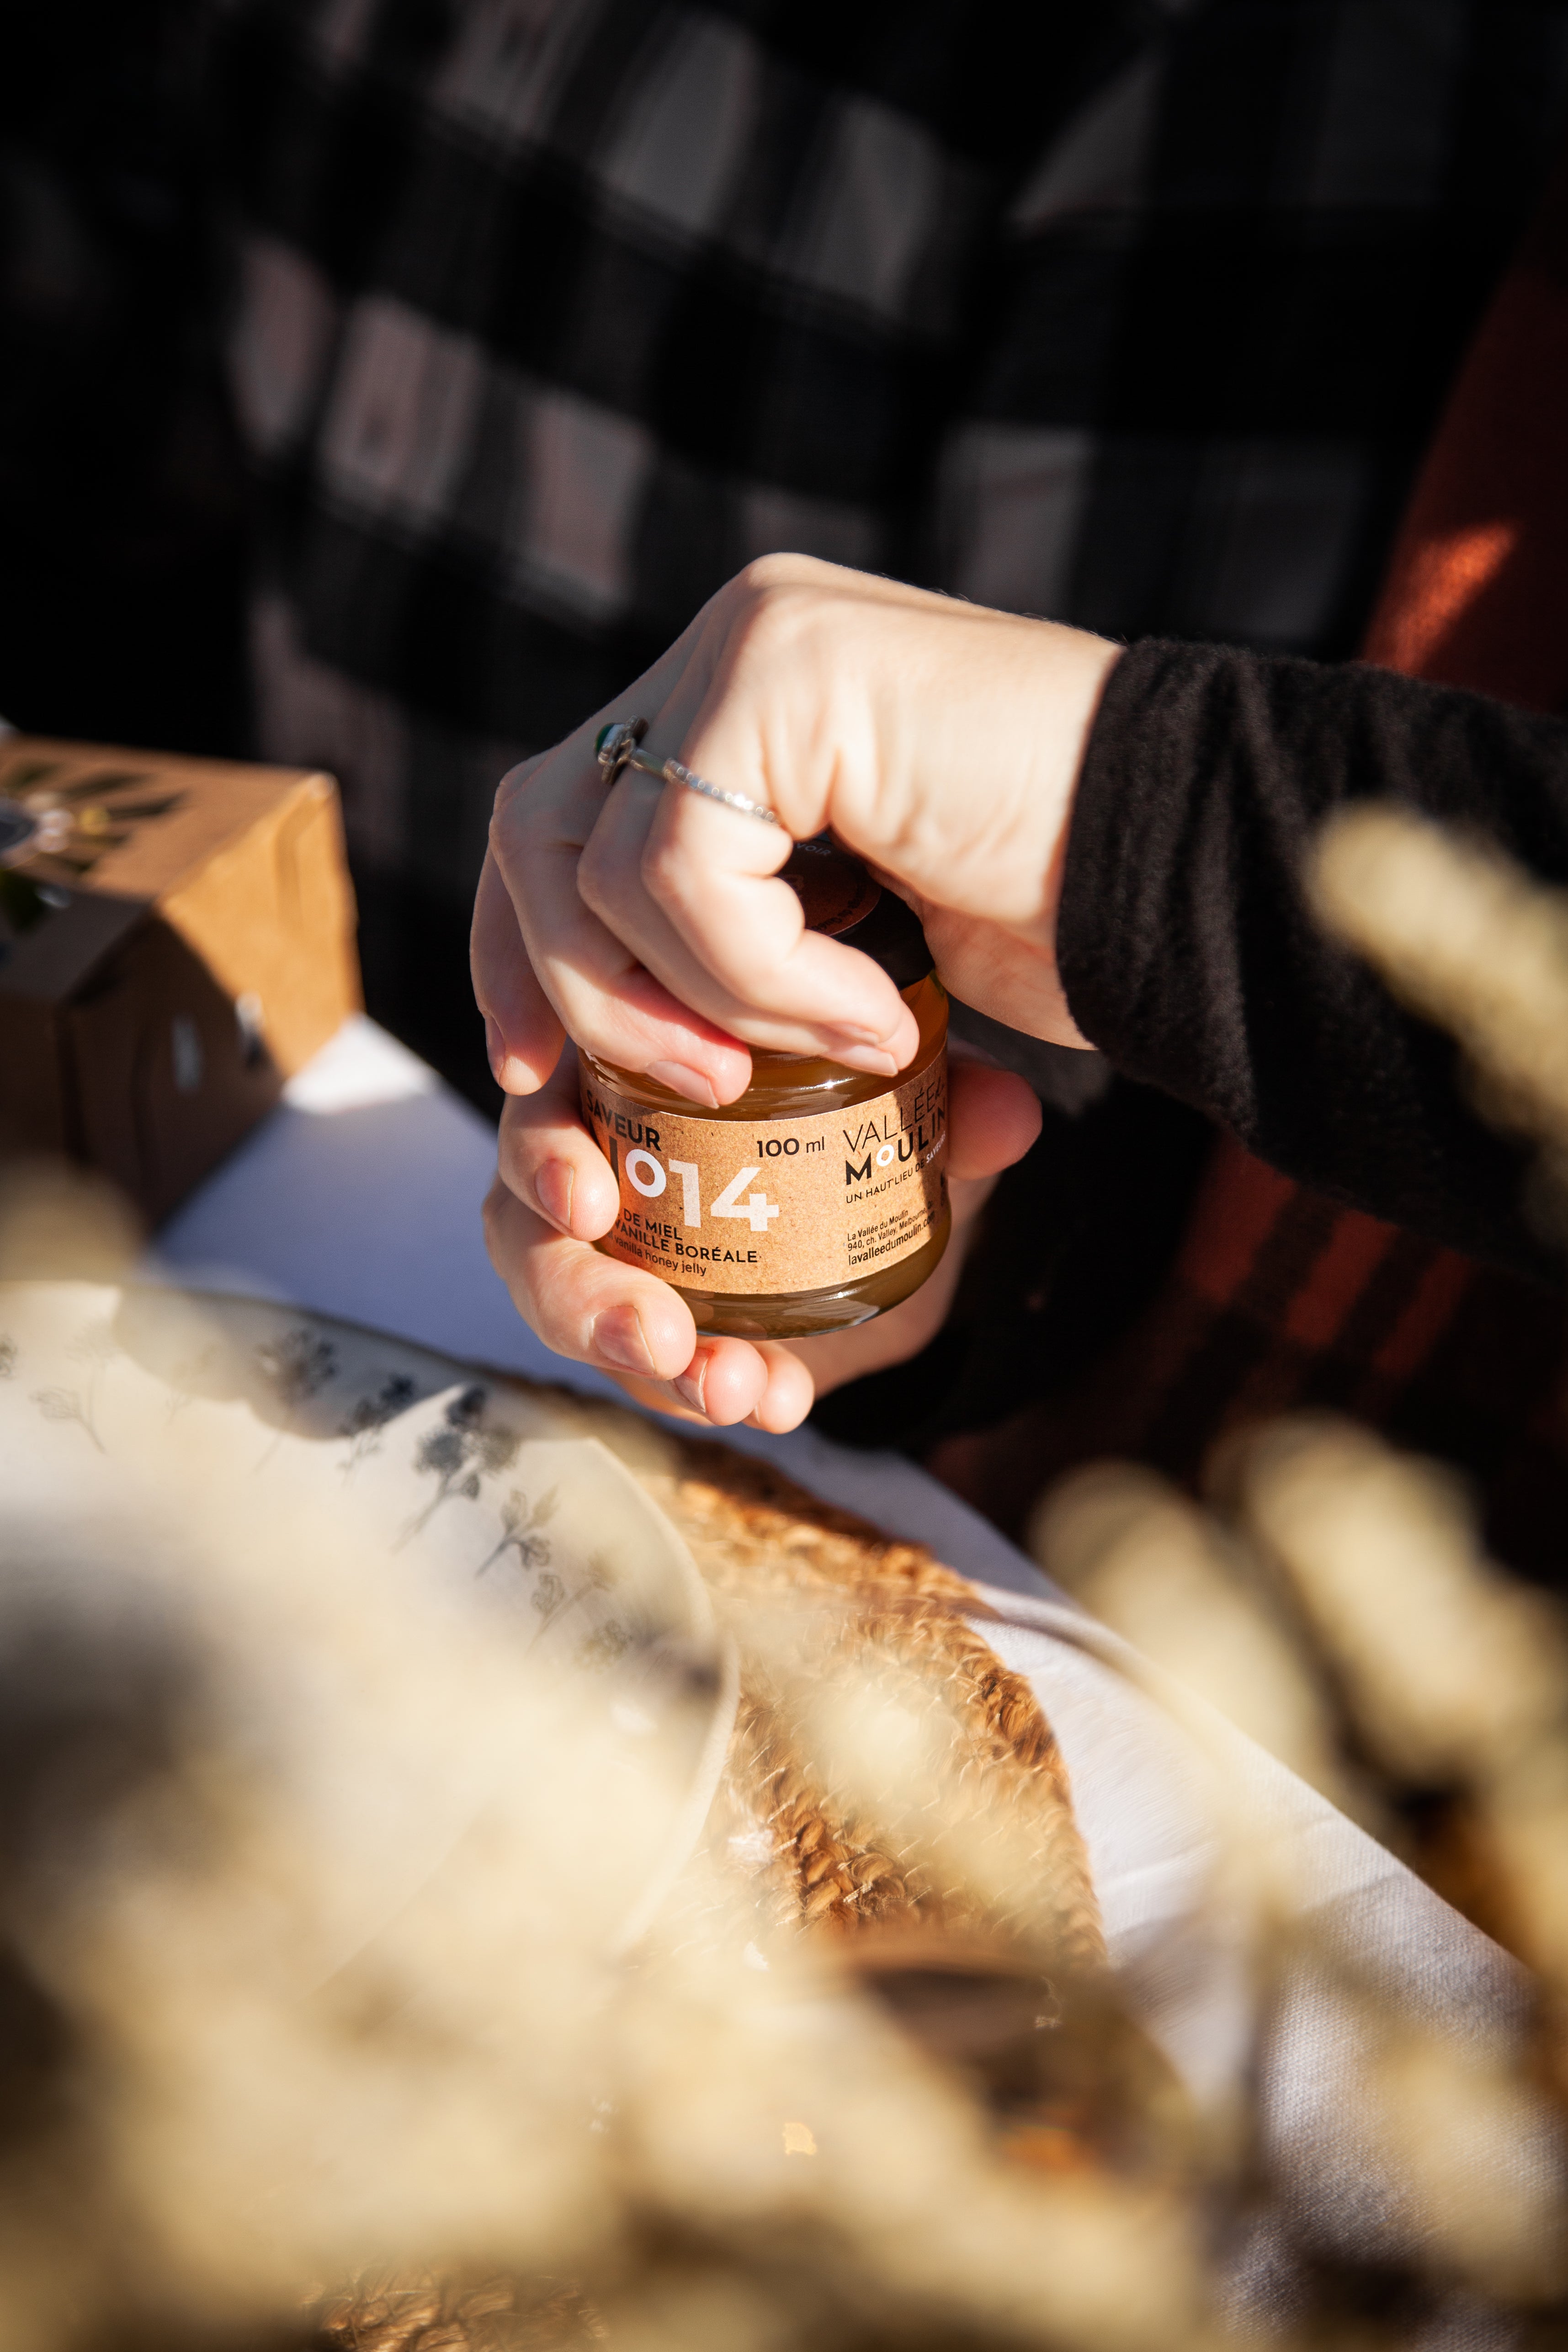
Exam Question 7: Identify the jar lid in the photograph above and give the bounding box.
[781,836,933,989]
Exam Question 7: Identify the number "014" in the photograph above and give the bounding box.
[622,1149,780,1235]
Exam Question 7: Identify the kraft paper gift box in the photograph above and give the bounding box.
[0,736,360,1222]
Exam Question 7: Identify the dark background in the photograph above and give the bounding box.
[0,0,498,1117]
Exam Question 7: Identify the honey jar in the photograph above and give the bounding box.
[579,839,949,1338]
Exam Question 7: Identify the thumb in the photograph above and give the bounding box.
[946,1059,1043,1181]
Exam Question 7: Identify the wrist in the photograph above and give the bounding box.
[1029,625,1123,1049]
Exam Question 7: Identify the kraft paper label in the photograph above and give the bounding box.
[581,1052,948,1296]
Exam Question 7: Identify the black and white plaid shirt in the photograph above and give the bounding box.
[214,0,1568,898]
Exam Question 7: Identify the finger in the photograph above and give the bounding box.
[471,846,565,1092]
[945,1060,1043,1181]
[484,1159,778,1426]
[489,568,920,1086]
[492,741,756,1107]
[585,1336,772,1430]
[578,772,919,1071]
[484,1176,701,1380]
[621,588,923,1048]
[495,1048,622,1240]
[741,1341,817,1434]
[665,1336,771,1427]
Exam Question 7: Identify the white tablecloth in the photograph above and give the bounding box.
[151,1020,1546,2327]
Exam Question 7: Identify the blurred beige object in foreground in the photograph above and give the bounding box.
[1028,1462,1356,1820]
[0,1275,1209,2352]
[1313,803,1568,1222]
[1308,801,1568,1992]
[0,1276,732,2345]
[1230,1413,1568,1996]
[0,1156,141,1283]
[1028,1426,1568,2302]
[1227,1416,1566,1786]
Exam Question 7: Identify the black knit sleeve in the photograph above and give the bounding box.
[1056,639,1568,1286]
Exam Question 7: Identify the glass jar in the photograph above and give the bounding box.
[579,842,950,1339]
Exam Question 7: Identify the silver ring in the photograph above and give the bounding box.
[663,755,782,828]
[595,718,783,830]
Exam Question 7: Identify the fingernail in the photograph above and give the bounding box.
[592,1307,656,1376]
[534,1159,574,1230]
[672,1357,708,1414]
[834,1046,900,1077]
[831,1023,893,1048]
[646,1059,720,1108]
[484,1014,505,1081]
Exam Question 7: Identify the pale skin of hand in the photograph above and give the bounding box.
[473,555,1122,1434]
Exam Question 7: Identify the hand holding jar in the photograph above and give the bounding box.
[473,556,1122,1433]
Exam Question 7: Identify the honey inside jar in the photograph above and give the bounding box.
[579,840,950,1339]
